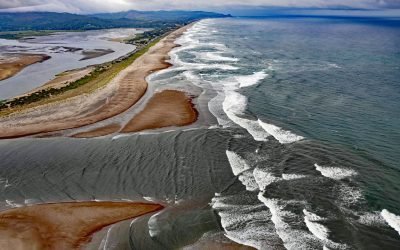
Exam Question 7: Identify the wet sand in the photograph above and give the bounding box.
[0,24,192,139]
[70,90,197,138]
[72,123,121,138]
[80,49,114,61]
[0,201,163,250]
[122,90,198,133]
[0,53,50,81]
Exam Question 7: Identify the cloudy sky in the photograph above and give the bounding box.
[0,0,399,13]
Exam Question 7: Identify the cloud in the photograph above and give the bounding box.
[0,0,399,13]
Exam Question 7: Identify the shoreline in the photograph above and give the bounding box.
[72,90,199,138]
[0,24,194,139]
[0,201,163,249]
[0,53,50,81]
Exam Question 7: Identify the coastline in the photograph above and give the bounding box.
[121,90,198,133]
[0,23,194,139]
[0,201,163,249]
[72,90,198,138]
[0,53,50,81]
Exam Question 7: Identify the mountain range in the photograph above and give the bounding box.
[0,11,230,31]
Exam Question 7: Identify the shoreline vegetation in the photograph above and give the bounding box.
[0,23,181,114]
[0,23,197,139]
[0,201,163,249]
[0,26,169,113]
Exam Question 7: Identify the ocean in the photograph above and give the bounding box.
[0,17,400,249]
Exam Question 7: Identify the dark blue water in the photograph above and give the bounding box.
[236,17,400,212]
[164,17,400,248]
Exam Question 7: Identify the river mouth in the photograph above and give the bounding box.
[0,28,145,100]
[0,16,399,249]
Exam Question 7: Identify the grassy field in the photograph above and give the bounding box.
[0,37,161,117]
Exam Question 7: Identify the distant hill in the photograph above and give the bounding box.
[91,10,229,21]
[0,11,230,32]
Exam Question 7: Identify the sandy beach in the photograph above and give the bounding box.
[0,24,193,139]
[71,90,198,138]
[0,53,50,81]
[72,123,121,138]
[122,90,198,133]
[0,201,162,250]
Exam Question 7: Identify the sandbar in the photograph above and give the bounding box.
[80,49,114,61]
[122,90,198,133]
[0,53,50,81]
[72,123,121,138]
[0,24,192,139]
[0,201,162,250]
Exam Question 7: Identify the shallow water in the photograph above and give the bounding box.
[0,17,400,249]
[0,28,142,100]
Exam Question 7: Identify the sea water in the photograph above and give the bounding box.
[0,17,399,249]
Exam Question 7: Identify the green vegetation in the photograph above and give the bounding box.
[128,25,179,46]
[0,30,57,40]
[0,36,162,113]
[0,11,229,32]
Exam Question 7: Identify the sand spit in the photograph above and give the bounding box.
[71,90,197,138]
[0,24,192,139]
[122,90,198,133]
[0,201,163,250]
[80,49,114,61]
[72,123,121,138]
[0,53,50,81]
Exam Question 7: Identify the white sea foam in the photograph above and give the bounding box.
[212,193,282,249]
[207,87,240,126]
[258,119,304,144]
[239,170,259,192]
[257,194,322,249]
[314,164,357,180]
[223,92,270,141]
[235,71,268,88]
[357,212,386,227]
[282,174,308,180]
[172,62,239,72]
[303,209,329,241]
[303,209,349,249]
[253,168,280,191]
[208,94,231,126]
[226,150,251,176]
[381,209,400,235]
[336,183,363,207]
[24,198,40,205]
[196,51,239,62]
[5,200,22,207]
[111,134,130,140]
[148,213,162,237]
